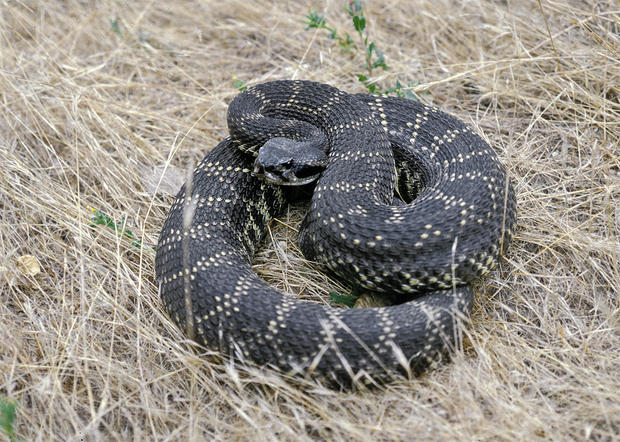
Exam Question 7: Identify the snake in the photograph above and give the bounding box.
[155,80,516,386]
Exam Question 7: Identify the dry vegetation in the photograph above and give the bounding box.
[1,0,619,440]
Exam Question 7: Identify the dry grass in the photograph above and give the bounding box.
[1,0,618,440]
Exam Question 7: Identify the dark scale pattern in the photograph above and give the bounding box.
[155,80,517,386]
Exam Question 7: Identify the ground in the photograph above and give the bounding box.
[0,0,618,440]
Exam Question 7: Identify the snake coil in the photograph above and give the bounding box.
[155,80,516,386]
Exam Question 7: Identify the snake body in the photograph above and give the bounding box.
[155,80,516,386]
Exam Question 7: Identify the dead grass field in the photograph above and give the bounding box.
[1,0,619,440]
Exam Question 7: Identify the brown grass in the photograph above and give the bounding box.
[1,0,618,440]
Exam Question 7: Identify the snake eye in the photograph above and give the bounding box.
[262,158,293,173]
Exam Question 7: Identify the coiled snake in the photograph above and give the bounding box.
[155,80,516,386]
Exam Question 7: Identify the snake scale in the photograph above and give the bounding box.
[155,80,516,386]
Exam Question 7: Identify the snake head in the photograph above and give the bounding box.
[253,137,327,186]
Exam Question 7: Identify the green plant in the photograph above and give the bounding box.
[0,397,18,442]
[89,208,153,250]
[305,1,418,99]
[232,77,247,91]
[304,9,355,52]
[329,291,358,308]
[110,17,123,38]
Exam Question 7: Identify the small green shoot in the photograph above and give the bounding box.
[305,1,418,100]
[110,18,123,38]
[232,77,248,91]
[346,0,387,74]
[304,10,356,52]
[0,397,18,442]
[329,292,358,308]
[89,208,154,250]
[357,75,418,99]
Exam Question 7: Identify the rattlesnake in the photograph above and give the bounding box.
[155,80,516,386]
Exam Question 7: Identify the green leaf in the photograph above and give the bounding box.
[0,397,17,441]
[89,208,151,249]
[110,18,122,37]
[352,15,365,33]
[232,77,247,91]
[402,89,418,100]
[372,46,387,70]
[351,0,363,15]
[304,10,326,30]
[366,41,374,58]
[329,292,358,308]
[90,209,117,230]
[343,33,355,47]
